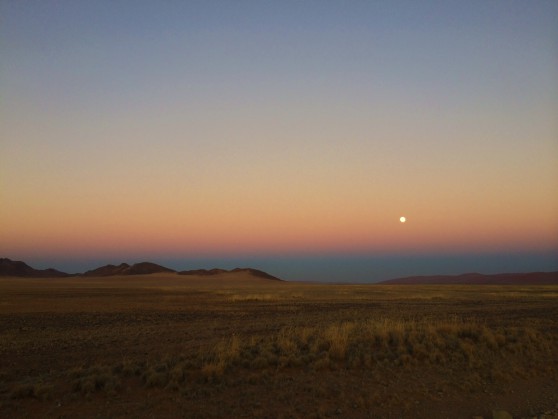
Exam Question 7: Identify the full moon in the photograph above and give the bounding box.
[400,216,406,223]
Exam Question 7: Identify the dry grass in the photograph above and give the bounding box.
[69,365,121,396]
[21,316,546,397]
[201,335,242,378]
[188,317,552,376]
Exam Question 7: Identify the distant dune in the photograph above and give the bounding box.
[178,268,229,276]
[179,267,282,281]
[0,258,71,277]
[379,271,558,285]
[230,268,282,280]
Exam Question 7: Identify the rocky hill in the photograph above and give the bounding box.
[0,258,71,277]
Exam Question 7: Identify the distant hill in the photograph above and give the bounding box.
[83,262,175,276]
[179,267,281,281]
[378,272,558,285]
[0,258,71,277]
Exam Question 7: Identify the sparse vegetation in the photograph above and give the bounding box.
[81,318,550,384]
[0,276,557,418]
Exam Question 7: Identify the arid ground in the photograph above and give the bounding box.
[1,273,557,418]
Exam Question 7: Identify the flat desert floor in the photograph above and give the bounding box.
[1,273,557,418]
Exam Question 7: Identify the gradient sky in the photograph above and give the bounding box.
[1,1,557,281]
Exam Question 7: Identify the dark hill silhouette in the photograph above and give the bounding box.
[179,267,281,280]
[0,258,70,277]
[378,271,558,285]
[83,262,175,276]
[0,257,281,280]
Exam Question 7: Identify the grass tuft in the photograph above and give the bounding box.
[70,365,121,395]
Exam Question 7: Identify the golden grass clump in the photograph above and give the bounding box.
[324,322,354,360]
[202,335,241,379]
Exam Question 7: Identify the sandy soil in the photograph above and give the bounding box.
[1,274,557,418]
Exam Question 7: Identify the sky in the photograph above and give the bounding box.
[1,1,557,281]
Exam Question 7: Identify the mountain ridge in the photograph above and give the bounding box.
[0,258,281,280]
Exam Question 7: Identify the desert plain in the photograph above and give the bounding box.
[1,272,557,418]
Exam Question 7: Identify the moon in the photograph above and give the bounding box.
[400,216,406,223]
